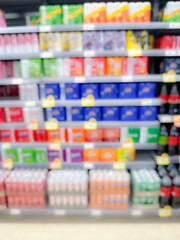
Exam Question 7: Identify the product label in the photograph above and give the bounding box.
[74,77,85,83]
[27,119,38,130]
[84,51,95,57]
[159,206,171,217]
[2,143,11,149]
[26,101,36,107]
[42,95,55,108]
[158,136,168,145]
[173,115,180,128]
[168,136,178,146]
[157,153,170,165]
[40,51,54,58]
[163,70,176,83]
[83,24,95,31]
[49,158,61,170]
[113,162,126,170]
[84,118,97,130]
[39,25,51,32]
[81,95,95,107]
[122,76,133,82]
[2,158,13,169]
[121,138,134,149]
[169,23,180,29]
[165,50,177,56]
[127,49,142,57]
[48,140,61,150]
[141,99,152,105]
[45,118,58,130]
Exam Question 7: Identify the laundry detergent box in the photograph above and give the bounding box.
[0,129,12,142]
[120,127,140,143]
[47,129,61,142]
[119,83,137,99]
[43,58,64,77]
[39,83,60,100]
[102,107,120,121]
[81,83,99,99]
[68,128,85,142]
[138,106,157,121]
[3,148,19,162]
[120,107,138,121]
[14,129,31,142]
[140,127,160,144]
[65,83,80,99]
[84,107,101,121]
[99,149,117,162]
[71,107,83,121]
[35,149,48,163]
[21,59,42,78]
[44,107,66,121]
[66,149,83,162]
[85,129,103,142]
[100,83,118,99]
[20,149,36,163]
[137,83,156,98]
[83,149,100,162]
[102,128,120,142]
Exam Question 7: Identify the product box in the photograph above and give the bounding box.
[81,83,99,99]
[43,32,62,51]
[14,129,31,142]
[48,150,60,162]
[104,31,126,50]
[99,149,117,162]
[39,83,60,100]
[85,58,105,76]
[127,57,149,75]
[85,129,103,142]
[102,129,120,142]
[45,107,66,122]
[35,149,48,163]
[5,107,24,123]
[71,107,83,121]
[138,106,157,121]
[121,127,140,143]
[127,30,150,50]
[20,149,36,163]
[140,127,160,144]
[100,83,118,99]
[19,84,39,101]
[84,107,101,121]
[0,108,5,123]
[65,83,80,99]
[106,57,127,75]
[67,149,83,162]
[23,107,44,124]
[137,83,156,98]
[102,107,120,121]
[120,107,138,121]
[129,2,151,23]
[43,59,64,77]
[64,58,84,76]
[63,4,83,24]
[83,31,104,50]
[84,2,106,23]
[68,32,82,51]
[69,128,85,142]
[106,2,129,23]
[83,149,99,162]
[26,15,40,26]
[21,59,42,78]
[32,129,48,142]
[47,129,61,142]
[117,149,136,161]
[39,5,63,25]
[119,83,137,99]
[3,148,19,162]
[0,129,12,142]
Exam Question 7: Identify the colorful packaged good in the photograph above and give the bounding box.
[20,149,36,163]
[21,59,42,78]
[23,107,44,124]
[137,83,156,98]
[106,57,127,76]
[0,10,7,27]
[39,83,60,100]
[19,84,39,101]
[119,83,137,99]
[102,107,120,121]
[104,31,126,50]
[83,149,100,162]
[14,129,31,142]
[102,129,120,142]
[35,149,48,163]
[129,2,151,23]
[64,58,84,76]
[83,31,104,50]
[140,127,160,144]
[85,57,105,76]
[69,32,82,51]
[106,2,129,23]
[3,148,19,162]
[43,59,64,77]
[33,129,48,142]
[84,2,106,23]
[26,15,40,26]
[85,129,103,142]
[71,107,84,121]
[63,4,83,24]
[66,149,83,162]
[68,128,85,142]
[39,5,63,25]
[0,108,5,122]
[48,149,60,162]
[47,129,61,142]
[100,83,118,99]
[162,2,180,22]
[99,149,117,162]
[121,127,140,143]
[81,83,99,99]
[127,57,149,75]
[120,106,138,121]
[127,30,150,50]
[0,129,12,142]
[117,148,136,161]
[5,107,24,123]
[138,106,157,121]
[44,107,66,122]
[83,107,101,121]
[65,83,80,99]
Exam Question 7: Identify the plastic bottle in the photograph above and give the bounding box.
[160,175,172,208]
[172,175,180,208]
[157,125,168,155]
[169,168,178,180]
[158,85,169,114]
[168,125,179,156]
[168,85,179,115]
[158,166,168,178]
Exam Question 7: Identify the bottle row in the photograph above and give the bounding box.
[0,127,160,144]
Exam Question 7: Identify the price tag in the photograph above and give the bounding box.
[84,118,97,130]
[10,209,21,215]
[27,120,38,130]
[48,140,61,150]
[12,78,23,84]
[128,49,142,57]
[49,158,61,170]
[2,143,11,149]
[169,23,180,29]
[173,115,180,127]
[91,210,102,216]
[2,159,13,170]
[141,99,152,106]
[26,101,36,107]
[84,143,94,149]
[131,210,142,216]
[54,210,66,216]
[84,51,95,57]
[42,95,55,108]
[163,70,176,83]
[83,24,95,31]
[84,162,94,169]
[159,206,171,217]
[45,118,58,130]
[121,138,134,149]
[81,95,95,107]
[74,77,85,83]
[113,162,126,170]
[39,25,51,32]
[122,76,133,82]
[157,153,170,165]
[165,50,177,56]
[159,115,172,123]
[40,51,54,58]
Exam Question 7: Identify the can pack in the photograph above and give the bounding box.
[120,106,138,121]
[137,83,156,98]
[100,83,118,99]
[39,5,63,25]
[81,83,99,99]
[85,58,105,76]
[104,31,126,50]
[39,83,60,100]
[44,107,66,122]
[138,106,157,121]
[65,83,80,99]
[63,4,83,24]
[83,107,101,121]
[102,107,120,121]
[71,107,83,121]
[83,31,104,50]
[119,83,137,99]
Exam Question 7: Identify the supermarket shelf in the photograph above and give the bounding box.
[158,114,173,123]
[0,50,179,60]
[0,78,40,85]
[0,22,179,34]
[0,120,160,129]
[154,154,180,164]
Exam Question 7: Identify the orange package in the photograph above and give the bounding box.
[106,2,129,23]
[47,129,67,142]
[83,149,99,162]
[85,129,103,142]
[84,3,106,24]
[106,57,127,76]
[99,149,117,162]
[129,2,151,23]
[102,129,120,142]
[68,128,85,142]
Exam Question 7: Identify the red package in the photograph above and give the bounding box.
[85,129,103,142]
[5,107,24,122]
[33,129,48,142]
[14,129,30,142]
[85,57,106,76]
[6,85,19,97]
[127,57,149,75]
[70,58,84,76]
[0,108,5,123]
[102,129,120,142]
[0,129,12,142]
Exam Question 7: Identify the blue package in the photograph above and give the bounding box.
[139,106,157,121]
[39,83,60,100]
[102,107,120,121]
[100,83,118,99]
[119,83,137,99]
[65,83,80,100]
[71,107,83,121]
[44,107,66,121]
[120,107,138,121]
[164,58,180,74]
[84,107,101,121]
[81,84,99,99]
[137,83,156,98]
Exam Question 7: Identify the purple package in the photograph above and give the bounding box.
[48,149,60,162]
[83,31,104,50]
[70,149,83,162]
[60,149,66,162]
[104,31,126,50]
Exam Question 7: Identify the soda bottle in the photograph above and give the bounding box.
[157,125,168,155]
[172,175,180,208]
[160,175,172,208]
[159,85,168,114]
[169,167,178,180]
[178,130,180,155]
[168,125,179,156]
[158,166,167,178]
[168,85,179,115]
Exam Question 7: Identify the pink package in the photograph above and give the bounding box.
[11,35,18,54]
[31,33,39,52]
[4,35,11,54]
[0,36,5,54]
[85,57,105,76]
[0,10,6,28]
[5,61,14,77]
[25,34,32,53]
[17,34,25,53]
[0,86,7,97]
[0,61,5,78]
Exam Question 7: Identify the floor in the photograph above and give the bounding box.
[0,216,180,240]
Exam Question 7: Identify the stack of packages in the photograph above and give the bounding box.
[0,170,10,209]
[161,1,180,22]
[5,169,47,208]
[47,170,88,209]
[89,170,130,209]
[131,169,161,209]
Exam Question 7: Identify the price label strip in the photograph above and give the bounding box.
[121,138,134,150]
[26,101,36,107]
[159,206,171,217]
[74,77,85,83]
[157,153,170,165]
[127,48,142,57]
[83,24,95,31]
[42,95,55,108]
[2,159,13,170]
[165,50,177,56]
[40,51,54,58]
[45,118,58,130]
[49,158,61,170]
[84,118,97,130]
[39,25,51,32]
[81,95,95,107]
[84,51,95,57]
[163,70,176,83]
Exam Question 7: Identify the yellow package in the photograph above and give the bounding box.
[62,32,69,50]
[116,148,136,162]
[39,33,48,51]
[69,32,82,51]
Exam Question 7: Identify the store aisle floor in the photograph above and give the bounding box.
[0,216,180,240]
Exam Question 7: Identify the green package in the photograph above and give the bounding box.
[26,15,40,26]
[4,149,19,162]
[63,5,83,24]
[140,127,160,143]
[43,58,63,77]
[128,128,140,143]
[35,149,48,163]
[40,5,63,25]
[21,149,36,163]
[21,59,42,78]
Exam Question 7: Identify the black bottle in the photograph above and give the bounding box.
[172,175,180,209]
[168,126,179,156]
[157,125,168,155]
[159,85,168,114]
[168,85,179,115]
[160,175,172,208]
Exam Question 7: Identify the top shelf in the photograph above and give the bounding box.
[0,22,180,34]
